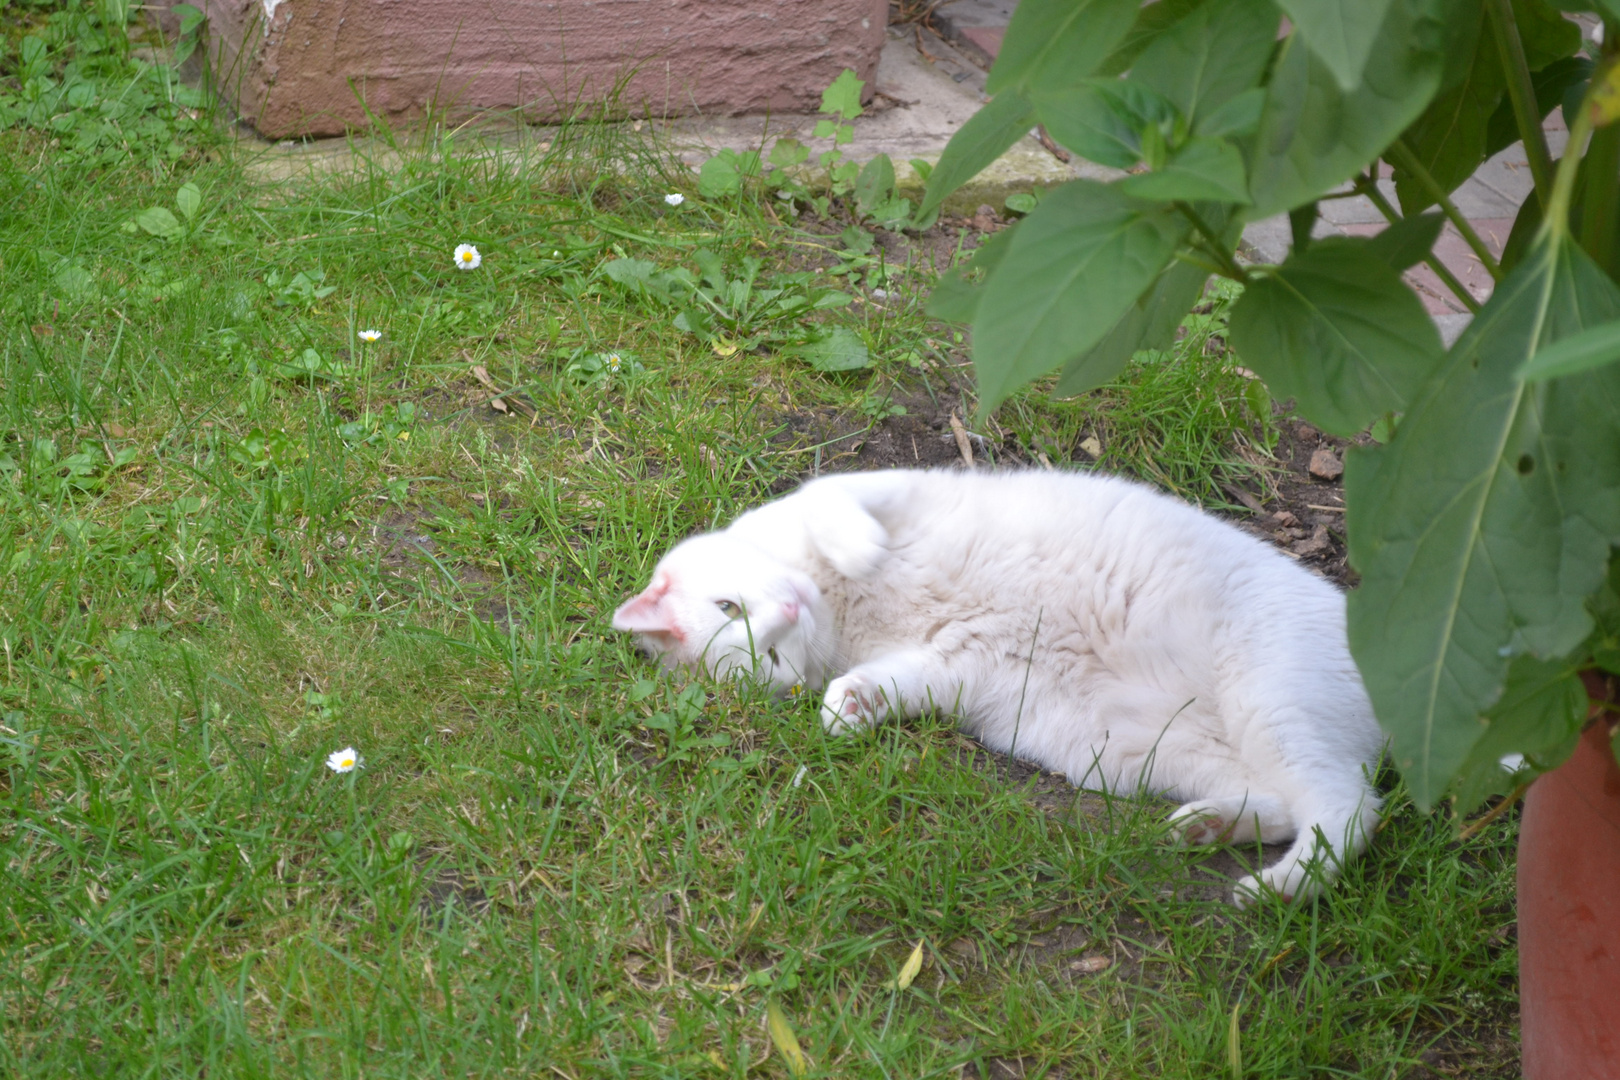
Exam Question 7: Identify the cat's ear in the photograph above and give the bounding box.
[805,488,888,578]
[612,572,677,633]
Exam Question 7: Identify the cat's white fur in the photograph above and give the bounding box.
[613,469,1384,906]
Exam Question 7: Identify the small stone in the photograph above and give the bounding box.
[1078,435,1102,459]
[1069,955,1112,974]
[1292,523,1332,556]
[972,203,998,230]
[1309,447,1344,481]
[1274,510,1300,528]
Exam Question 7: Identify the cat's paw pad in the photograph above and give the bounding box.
[1167,801,1233,846]
[820,674,887,735]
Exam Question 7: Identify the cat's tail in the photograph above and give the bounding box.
[1234,792,1381,908]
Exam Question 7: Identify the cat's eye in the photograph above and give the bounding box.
[716,600,742,619]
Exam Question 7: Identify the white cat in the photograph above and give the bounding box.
[613,468,1385,906]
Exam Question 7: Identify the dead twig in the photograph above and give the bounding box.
[949,411,975,468]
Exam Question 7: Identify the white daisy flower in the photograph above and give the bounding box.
[325,747,361,773]
[664,193,685,206]
[358,329,382,342]
[454,243,482,270]
[607,353,623,372]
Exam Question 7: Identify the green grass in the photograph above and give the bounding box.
[0,10,1519,1078]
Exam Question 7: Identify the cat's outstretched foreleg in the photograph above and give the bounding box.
[820,648,963,735]
[1231,794,1381,907]
[1167,793,1293,846]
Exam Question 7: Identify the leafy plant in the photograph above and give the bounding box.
[921,0,1620,810]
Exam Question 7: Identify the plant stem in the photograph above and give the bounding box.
[1547,85,1597,239]
[1485,0,1555,208]
[1388,140,1503,282]
[1174,202,1249,282]
[1354,174,1482,314]
[1579,119,1620,276]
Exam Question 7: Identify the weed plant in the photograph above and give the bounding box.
[0,9,1518,1077]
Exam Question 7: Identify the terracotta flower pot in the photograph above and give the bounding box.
[1516,673,1620,1080]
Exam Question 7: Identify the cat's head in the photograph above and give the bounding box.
[612,533,830,693]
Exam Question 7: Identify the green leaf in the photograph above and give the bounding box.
[1117,136,1251,203]
[987,0,1142,94]
[1004,192,1038,215]
[135,206,183,239]
[1195,88,1266,138]
[1131,0,1279,129]
[820,69,865,121]
[1363,210,1446,270]
[1391,9,1501,215]
[175,181,201,222]
[1345,231,1620,808]
[793,327,870,372]
[1249,1,1446,218]
[1098,0,1212,77]
[926,227,1016,324]
[971,180,1187,412]
[1229,238,1444,436]
[1450,654,1586,813]
[172,2,205,34]
[1036,79,1180,170]
[854,154,896,215]
[1517,318,1620,380]
[769,137,810,169]
[916,91,1037,219]
[1482,56,1590,161]
[1513,0,1584,71]
[1273,0,1396,91]
[698,156,741,199]
[1054,256,1211,396]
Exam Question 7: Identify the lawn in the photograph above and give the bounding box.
[1,6,1519,1077]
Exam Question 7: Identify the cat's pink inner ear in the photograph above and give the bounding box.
[611,573,682,638]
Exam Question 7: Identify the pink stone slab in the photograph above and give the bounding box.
[186,0,888,139]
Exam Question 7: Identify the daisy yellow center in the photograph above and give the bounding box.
[461,251,474,262]
[339,755,354,767]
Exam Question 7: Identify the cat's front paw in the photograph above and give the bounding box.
[820,673,888,735]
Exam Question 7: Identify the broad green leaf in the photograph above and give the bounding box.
[1249,0,1446,218]
[793,327,870,372]
[854,154,896,215]
[972,180,1187,411]
[769,137,809,169]
[1054,256,1210,395]
[926,227,1016,324]
[1345,231,1620,808]
[1517,318,1620,380]
[135,206,183,239]
[1396,0,1580,214]
[1196,88,1265,138]
[987,0,1142,94]
[1098,0,1211,77]
[698,156,741,199]
[917,91,1036,219]
[1449,654,1586,812]
[1117,136,1250,203]
[820,69,865,121]
[1482,56,1590,160]
[1273,0,1396,91]
[1132,0,1278,129]
[1363,210,1446,270]
[1036,79,1181,170]
[172,2,205,34]
[175,181,201,222]
[1229,238,1443,435]
[1392,9,1502,215]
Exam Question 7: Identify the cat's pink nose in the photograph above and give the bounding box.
[782,600,800,623]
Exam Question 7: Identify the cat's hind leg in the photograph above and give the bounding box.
[1168,793,1293,846]
[821,647,962,735]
